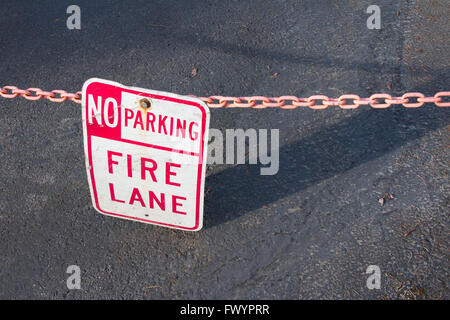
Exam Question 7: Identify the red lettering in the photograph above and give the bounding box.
[141,158,157,182]
[189,122,199,141]
[176,119,186,138]
[107,150,122,174]
[129,187,145,207]
[109,183,125,203]
[133,111,144,130]
[146,112,156,131]
[158,115,168,134]
[166,162,181,187]
[149,191,165,211]
[124,108,134,127]
[127,154,132,178]
[172,195,186,215]
[169,117,174,135]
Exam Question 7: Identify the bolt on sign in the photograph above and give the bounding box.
[82,79,210,231]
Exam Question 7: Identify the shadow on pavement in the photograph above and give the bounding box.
[204,77,449,228]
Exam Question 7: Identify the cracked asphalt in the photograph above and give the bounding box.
[0,0,449,299]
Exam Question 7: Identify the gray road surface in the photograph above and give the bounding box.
[0,0,449,299]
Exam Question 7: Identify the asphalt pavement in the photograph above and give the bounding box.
[0,0,449,299]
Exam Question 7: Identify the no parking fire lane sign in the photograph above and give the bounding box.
[82,78,210,231]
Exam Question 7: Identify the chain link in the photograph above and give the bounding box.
[197,92,450,109]
[1,85,449,109]
[0,86,82,104]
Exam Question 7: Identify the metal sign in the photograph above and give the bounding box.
[81,78,210,231]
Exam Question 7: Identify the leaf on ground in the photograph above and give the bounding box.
[378,192,395,206]
[191,67,198,77]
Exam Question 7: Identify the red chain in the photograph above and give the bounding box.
[1,86,449,108]
[0,86,82,104]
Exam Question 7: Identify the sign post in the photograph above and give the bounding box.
[82,78,210,231]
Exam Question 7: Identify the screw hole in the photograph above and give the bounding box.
[139,98,151,109]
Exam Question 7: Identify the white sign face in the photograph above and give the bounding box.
[81,78,210,231]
